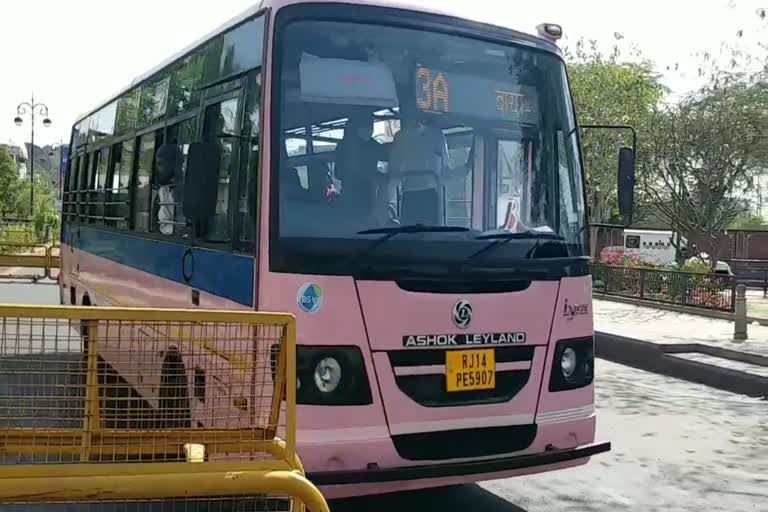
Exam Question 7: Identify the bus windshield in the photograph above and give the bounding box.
[274,18,586,274]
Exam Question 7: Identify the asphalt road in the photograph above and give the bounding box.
[0,279,60,305]
[0,282,765,511]
[333,360,767,512]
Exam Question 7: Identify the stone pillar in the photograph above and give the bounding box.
[734,284,748,342]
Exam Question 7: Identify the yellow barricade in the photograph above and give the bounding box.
[0,242,54,281]
[47,244,61,280]
[0,304,329,512]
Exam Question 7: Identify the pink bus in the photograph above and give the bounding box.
[61,0,631,499]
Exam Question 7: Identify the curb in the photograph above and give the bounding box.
[595,332,768,399]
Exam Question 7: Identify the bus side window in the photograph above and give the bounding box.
[91,146,109,225]
[65,155,79,221]
[88,151,100,225]
[106,141,133,230]
[155,119,194,238]
[133,131,162,233]
[77,154,90,222]
[237,72,261,248]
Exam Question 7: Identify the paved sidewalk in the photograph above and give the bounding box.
[595,299,768,395]
[594,299,768,359]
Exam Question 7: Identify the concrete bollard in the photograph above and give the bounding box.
[734,284,748,342]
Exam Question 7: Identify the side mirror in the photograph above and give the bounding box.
[183,142,220,222]
[617,147,635,226]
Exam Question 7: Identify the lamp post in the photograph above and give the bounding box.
[14,94,52,217]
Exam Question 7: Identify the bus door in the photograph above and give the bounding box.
[181,86,245,307]
[69,149,90,278]
[487,132,533,231]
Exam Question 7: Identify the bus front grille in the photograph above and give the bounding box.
[391,424,538,461]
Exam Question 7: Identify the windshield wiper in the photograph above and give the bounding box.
[464,230,566,266]
[348,224,470,268]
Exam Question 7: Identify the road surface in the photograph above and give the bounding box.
[333,360,766,512]
[0,283,765,511]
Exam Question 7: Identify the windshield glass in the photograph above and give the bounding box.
[273,19,586,273]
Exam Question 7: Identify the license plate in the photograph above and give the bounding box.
[445,349,495,392]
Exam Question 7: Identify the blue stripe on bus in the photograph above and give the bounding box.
[63,225,255,306]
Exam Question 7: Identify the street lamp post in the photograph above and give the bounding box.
[14,94,52,217]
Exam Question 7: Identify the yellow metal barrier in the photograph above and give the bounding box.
[46,244,61,280]
[0,242,56,281]
[0,304,329,512]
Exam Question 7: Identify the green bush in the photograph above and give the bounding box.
[680,259,712,274]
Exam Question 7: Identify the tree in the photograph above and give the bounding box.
[642,79,768,265]
[0,147,20,216]
[565,36,666,224]
[639,6,768,265]
[10,179,60,241]
[730,211,768,230]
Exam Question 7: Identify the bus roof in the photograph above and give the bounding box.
[74,0,558,125]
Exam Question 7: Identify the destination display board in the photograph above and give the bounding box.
[414,66,539,125]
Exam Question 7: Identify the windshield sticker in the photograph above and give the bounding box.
[297,283,323,314]
[403,332,526,347]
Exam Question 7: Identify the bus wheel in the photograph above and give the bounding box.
[158,350,192,429]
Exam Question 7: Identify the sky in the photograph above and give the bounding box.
[1,0,765,148]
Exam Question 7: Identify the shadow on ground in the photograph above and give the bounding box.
[331,484,527,512]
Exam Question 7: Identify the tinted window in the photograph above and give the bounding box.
[170,52,205,116]
[139,77,170,127]
[239,73,262,245]
[116,90,140,135]
[202,17,265,85]
[91,101,117,141]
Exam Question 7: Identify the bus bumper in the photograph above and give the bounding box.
[308,441,610,487]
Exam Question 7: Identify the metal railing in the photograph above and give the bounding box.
[591,264,736,312]
[0,218,57,245]
[0,218,61,281]
[722,259,768,298]
[0,304,329,511]
[0,242,60,281]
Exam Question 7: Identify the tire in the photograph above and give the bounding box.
[80,295,91,356]
[158,351,191,430]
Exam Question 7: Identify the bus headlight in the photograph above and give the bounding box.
[295,346,373,405]
[549,337,594,392]
[560,347,577,380]
[314,357,342,393]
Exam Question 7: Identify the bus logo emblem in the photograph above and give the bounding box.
[452,300,472,329]
[298,283,323,314]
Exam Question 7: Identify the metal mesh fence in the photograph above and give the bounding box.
[591,264,735,312]
[0,305,326,511]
